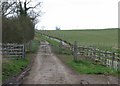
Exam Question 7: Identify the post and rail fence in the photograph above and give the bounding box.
[72,41,120,71]
[42,34,120,71]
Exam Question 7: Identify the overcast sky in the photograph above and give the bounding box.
[36,0,119,30]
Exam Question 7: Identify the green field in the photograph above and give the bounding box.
[40,34,118,75]
[41,29,118,51]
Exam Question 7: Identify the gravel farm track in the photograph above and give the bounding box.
[22,41,118,84]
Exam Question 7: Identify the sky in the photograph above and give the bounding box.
[36,0,119,30]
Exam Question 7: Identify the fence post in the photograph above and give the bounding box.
[22,44,25,58]
[104,50,107,65]
[93,48,96,59]
[73,41,78,61]
[112,52,115,68]
[59,40,62,53]
[118,59,120,72]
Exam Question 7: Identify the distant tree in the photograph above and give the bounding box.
[56,26,61,30]
[41,26,45,30]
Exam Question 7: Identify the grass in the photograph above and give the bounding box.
[2,58,29,81]
[42,36,119,75]
[68,60,118,75]
[29,39,40,53]
[41,35,72,55]
[40,29,118,52]
[56,52,118,76]
[2,36,40,82]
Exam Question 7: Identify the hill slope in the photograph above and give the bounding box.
[41,29,118,51]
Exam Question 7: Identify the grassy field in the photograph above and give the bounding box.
[40,29,118,51]
[40,34,118,75]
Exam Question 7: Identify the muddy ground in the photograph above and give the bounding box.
[22,41,118,84]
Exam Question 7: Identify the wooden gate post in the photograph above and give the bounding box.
[104,50,107,65]
[118,60,120,72]
[112,52,115,68]
[22,44,25,58]
[59,40,62,48]
[59,40,62,53]
[73,41,78,61]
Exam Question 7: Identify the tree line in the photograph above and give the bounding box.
[2,0,42,43]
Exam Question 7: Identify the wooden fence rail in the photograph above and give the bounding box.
[2,43,25,58]
[42,34,120,71]
[0,43,2,54]
[72,42,120,71]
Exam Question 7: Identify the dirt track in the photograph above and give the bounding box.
[22,41,118,84]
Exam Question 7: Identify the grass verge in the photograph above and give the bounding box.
[29,39,40,53]
[2,38,40,82]
[56,54,118,76]
[2,58,29,81]
[44,36,119,76]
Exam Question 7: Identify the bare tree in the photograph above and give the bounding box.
[56,26,61,30]
[17,0,42,20]
[1,1,17,17]
[2,0,43,43]
[1,0,43,19]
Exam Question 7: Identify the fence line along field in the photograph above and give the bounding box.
[41,34,120,71]
[41,29,118,52]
